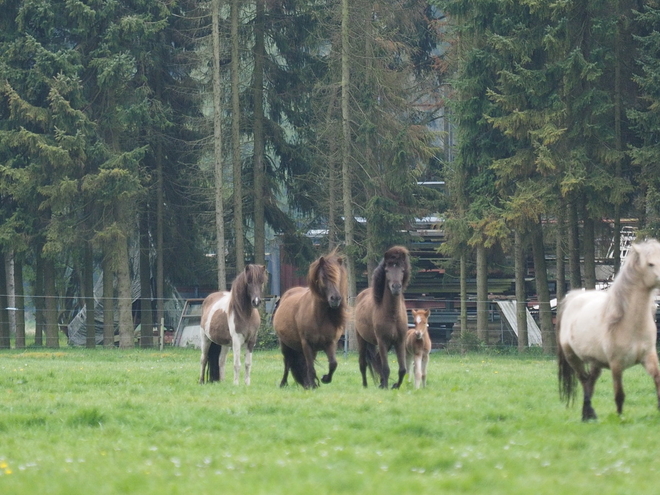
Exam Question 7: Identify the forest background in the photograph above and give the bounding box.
[1,0,660,353]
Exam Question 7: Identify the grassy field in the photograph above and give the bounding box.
[1,347,660,494]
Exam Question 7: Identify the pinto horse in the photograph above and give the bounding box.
[355,246,411,389]
[199,264,267,386]
[273,250,348,389]
[557,239,660,421]
[406,308,431,389]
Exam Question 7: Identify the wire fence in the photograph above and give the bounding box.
[0,292,555,353]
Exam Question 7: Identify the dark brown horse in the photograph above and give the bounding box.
[355,246,411,389]
[273,250,348,389]
[199,264,268,386]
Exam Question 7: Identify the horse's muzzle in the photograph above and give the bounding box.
[328,294,342,308]
[390,283,402,296]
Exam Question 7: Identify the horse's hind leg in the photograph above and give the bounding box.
[580,365,602,421]
[218,345,230,382]
[321,343,338,384]
[199,334,212,384]
[279,343,290,387]
[357,333,369,388]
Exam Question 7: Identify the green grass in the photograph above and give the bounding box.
[1,348,660,494]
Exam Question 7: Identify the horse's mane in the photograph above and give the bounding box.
[606,240,658,327]
[230,264,267,317]
[307,249,348,325]
[372,246,411,304]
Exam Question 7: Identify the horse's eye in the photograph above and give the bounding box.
[650,263,655,268]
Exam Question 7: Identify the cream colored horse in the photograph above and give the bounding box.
[557,239,660,420]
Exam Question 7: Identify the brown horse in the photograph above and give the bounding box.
[557,239,660,421]
[406,308,431,389]
[273,250,348,389]
[199,264,268,386]
[355,246,411,389]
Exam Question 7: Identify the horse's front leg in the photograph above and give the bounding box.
[377,340,391,388]
[611,363,625,415]
[231,334,243,386]
[642,351,660,411]
[406,352,413,384]
[301,340,318,389]
[219,345,230,382]
[391,340,407,390]
[413,355,422,389]
[244,348,253,386]
[421,352,429,388]
[321,342,338,384]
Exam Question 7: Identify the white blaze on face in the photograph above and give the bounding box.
[415,315,422,325]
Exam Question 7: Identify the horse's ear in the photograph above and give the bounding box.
[629,243,641,265]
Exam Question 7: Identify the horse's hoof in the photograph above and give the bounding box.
[321,375,331,384]
[581,411,598,422]
[392,383,401,390]
[279,381,288,388]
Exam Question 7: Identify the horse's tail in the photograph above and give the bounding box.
[556,304,576,406]
[206,342,222,382]
[281,343,316,388]
[363,341,383,384]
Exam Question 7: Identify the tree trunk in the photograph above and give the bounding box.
[102,248,115,347]
[156,142,165,338]
[5,251,15,340]
[212,0,227,290]
[326,87,339,250]
[84,241,96,348]
[140,212,153,347]
[14,256,25,349]
[583,213,596,290]
[460,252,467,336]
[34,247,44,346]
[567,197,581,289]
[613,2,623,275]
[0,254,9,349]
[531,222,554,354]
[476,243,488,344]
[117,233,134,348]
[515,230,528,352]
[341,0,356,350]
[231,0,244,273]
[43,256,59,348]
[555,198,566,302]
[252,0,266,267]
